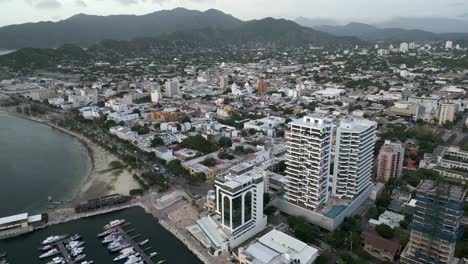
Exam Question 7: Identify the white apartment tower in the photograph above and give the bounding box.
[285,114,334,211]
[165,79,179,97]
[332,118,377,199]
[438,101,455,125]
[446,40,453,49]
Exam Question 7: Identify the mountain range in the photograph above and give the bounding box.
[0,8,363,50]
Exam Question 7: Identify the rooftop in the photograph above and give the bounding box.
[417,180,466,202]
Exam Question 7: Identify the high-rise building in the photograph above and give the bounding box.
[332,118,377,199]
[164,79,179,97]
[214,171,267,240]
[438,101,455,125]
[285,114,333,211]
[445,41,453,49]
[377,141,405,182]
[409,42,416,49]
[151,89,162,103]
[400,180,466,264]
[220,75,229,89]
[400,42,409,52]
[257,79,268,95]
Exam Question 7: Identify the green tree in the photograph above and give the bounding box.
[218,137,233,149]
[182,115,191,123]
[151,137,164,147]
[376,224,395,238]
[294,222,317,244]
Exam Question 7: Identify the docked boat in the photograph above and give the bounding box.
[102,234,119,244]
[39,248,59,259]
[0,251,6,258]
[46,257,65,264]
[138,239,149,246]
[149,252,158,257]
[110,242,130,252]
[104,219,126,230]
[67,241,85,250]
[70,248,84,257]
[0,259,7,264]
[108,238,125,250]
[70,234,81,241]
[74,254,86,262]
[124,255,142,264]
[39,245,54,251]
[80,261,94,264]
[157,260,166,264]
[97,229,113,237]
[41,234,69,245]
[113,248,135,262]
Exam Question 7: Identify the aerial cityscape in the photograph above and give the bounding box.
[0,1,468,264]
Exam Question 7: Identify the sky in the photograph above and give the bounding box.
[0,0,467,27]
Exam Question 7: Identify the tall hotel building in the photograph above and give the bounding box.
[400,180,466,264]
[332,118,377,199]
[285,114,334,211]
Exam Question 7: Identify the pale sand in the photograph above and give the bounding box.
[6,112,139,203]
[73,137,139,203]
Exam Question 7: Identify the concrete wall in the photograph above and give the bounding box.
[274,185,372,231]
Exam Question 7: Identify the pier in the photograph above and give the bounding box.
[115,225,155,264]
[56,240,74,264]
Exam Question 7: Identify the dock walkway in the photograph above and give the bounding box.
[115,226,155,264]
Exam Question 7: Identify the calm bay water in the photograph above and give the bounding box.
[0,114,91,217]
[0,207,203,264]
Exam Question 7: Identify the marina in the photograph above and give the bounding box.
[0,207,201,264]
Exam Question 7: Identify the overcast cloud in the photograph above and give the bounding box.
[0,0,466,27]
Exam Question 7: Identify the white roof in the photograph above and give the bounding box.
[253,230,319,264]
[27,214,43,223]
[197,216,227,248]
[244,242,279,264]
[0,213,28,226]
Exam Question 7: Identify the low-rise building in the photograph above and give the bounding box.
[361,231,401,262]
[243,116,285,137]
[238,229,319,264]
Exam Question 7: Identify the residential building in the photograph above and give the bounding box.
[284,114,333,211]
[220,75,229,89]
[332,118,377,199]
[377,141,405,182]
[151,89,162,103]
[243,116,285,137]
[439,101,455,125]
[165,79,179,97]
[361,231,401,262]
[400,180,466,264]
[446,41,453,49]
[420,146,468,182]
[29,89,57,101]
[257,79,268,95]
[237,229,319,264]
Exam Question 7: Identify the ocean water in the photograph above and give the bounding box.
[0,114,91,217]
[0,206,203,264]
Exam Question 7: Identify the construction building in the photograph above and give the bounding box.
[400,180,466,264]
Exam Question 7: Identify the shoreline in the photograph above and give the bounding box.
[5,111,138,206]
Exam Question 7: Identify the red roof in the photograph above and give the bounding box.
[361,231,401,255]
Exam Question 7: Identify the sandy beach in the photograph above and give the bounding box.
[5,111,139,203]
[72,133,139,203]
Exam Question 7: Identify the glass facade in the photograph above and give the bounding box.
[232,196,243,229]
[244,192,252,222]
[223,196,231,228]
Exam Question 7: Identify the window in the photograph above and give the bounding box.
[232,196,242,229]
[223,196,231,228]
[244,192,252,223]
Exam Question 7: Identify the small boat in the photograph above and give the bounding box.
[102,234,118,244]
[80,261,94,264]
[109,243,130,252]
[97,229,113,237]
[149,252,158,257]
[104,219,126,230]
[67,241,85,250]
[39,248,59,259]
[39,245,54,251]
[113,248,135,262]
[41,234,69,245]
[138,239,149,246]
[46,257,65,264]
[124,256,142,264]
[70,234,81,241]
[157,260,166,264]
[74,254,86,262]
